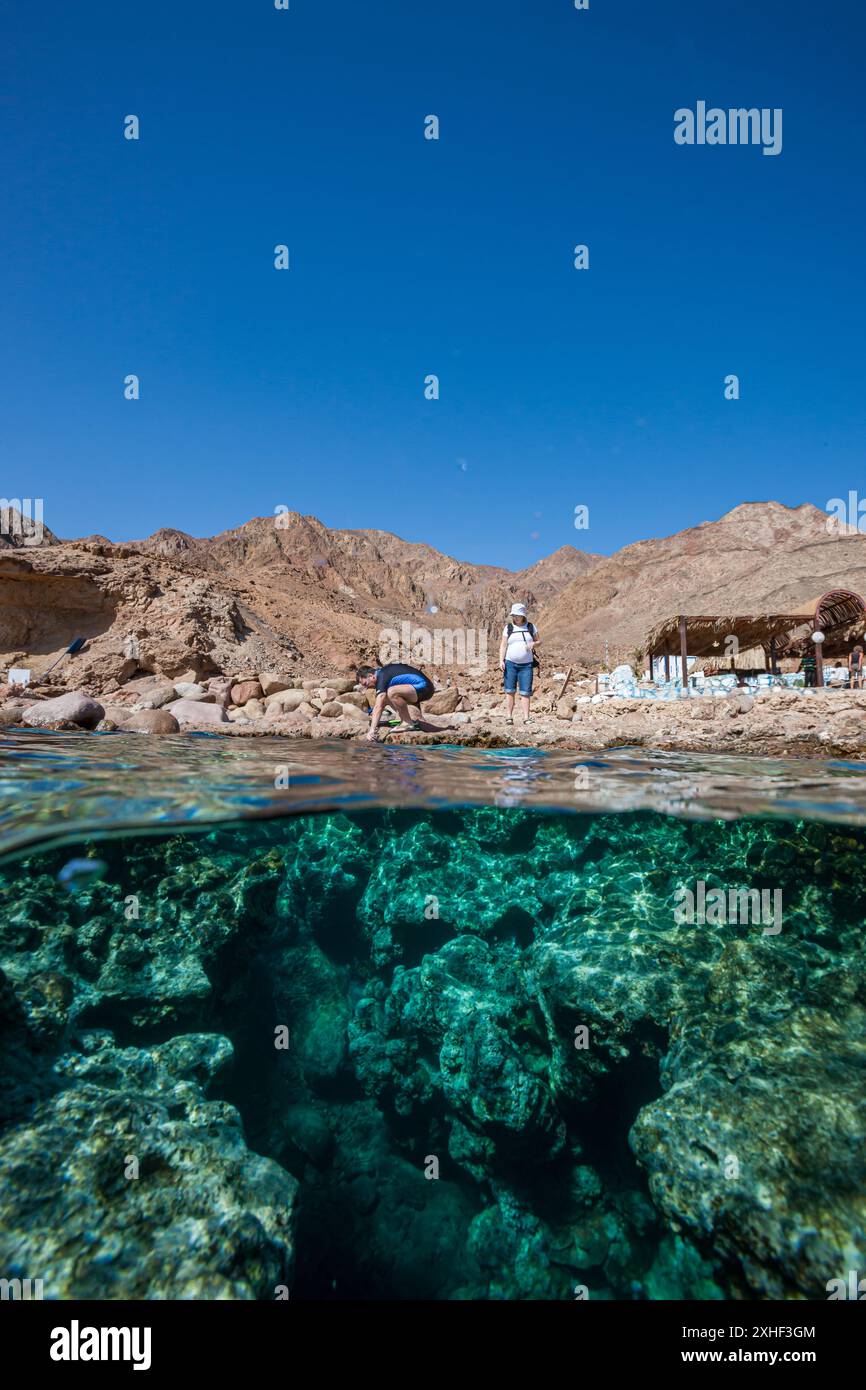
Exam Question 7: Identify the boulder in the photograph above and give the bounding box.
[22,692,105,729]
[312,688,337,704]
[166,699,229,729]
[324,677,355,695]
[339,703,368,722]
[424,688,461,715]
[555,697,574,720]
[121,710,181,734]
[101,704,134,724]
[231,680,263,706]
[242,698,266,719]
[174,682,208,700]
[340,690,370,710]
[147,682,180,709]
[258,673,293,698]
[206,678,234,708]
[0,708,22,727]
[264,689,306,712]
[318,701,344,718]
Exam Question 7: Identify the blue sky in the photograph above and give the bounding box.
[2,0,865,568]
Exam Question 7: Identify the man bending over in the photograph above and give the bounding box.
[357,662,441,741]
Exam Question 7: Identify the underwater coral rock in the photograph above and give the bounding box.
[1,805,865,1299]
[0,1031,297,1299]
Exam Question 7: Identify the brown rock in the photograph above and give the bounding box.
[231,679,263,705]
[298,701,318,719]
[555,697,574,720]
[424,688,461,715]
[122,709,180,734]
[338,690,369,709]
[258,672,293,697]
[318,701,344,718]
[242,698,266,719]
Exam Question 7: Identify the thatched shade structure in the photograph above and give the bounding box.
[646,590,866,683]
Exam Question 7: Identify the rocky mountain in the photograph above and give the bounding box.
[4,500,865,686]
[132,514,594,625]
[0,505,59,549]
[0,512,597,684]
[541,502,866,664]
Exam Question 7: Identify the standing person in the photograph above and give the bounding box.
[499,603,540,724]
[848,645,864,690]
[798,652,817,689]
[357,662,441,741]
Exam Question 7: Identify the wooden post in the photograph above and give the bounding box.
[678,615,688,686]
[769,638,776,673]
[815,640,824,689]
[664,653,670,682]
[550,666,573,712]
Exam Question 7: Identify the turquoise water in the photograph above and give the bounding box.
[1,731,865,1300]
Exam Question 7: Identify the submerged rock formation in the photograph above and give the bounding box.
[0,807,863,1300]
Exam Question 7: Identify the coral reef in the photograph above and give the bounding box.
[1,806,864,1299]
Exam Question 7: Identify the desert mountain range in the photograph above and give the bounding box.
[1,501,863,685]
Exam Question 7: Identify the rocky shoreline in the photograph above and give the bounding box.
[3,670,866,761]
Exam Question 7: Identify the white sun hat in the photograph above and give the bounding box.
[509,603,527,616]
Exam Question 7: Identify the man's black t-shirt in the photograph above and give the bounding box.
[375,663,434,695]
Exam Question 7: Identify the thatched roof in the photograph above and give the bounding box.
[646,590,866,658]
[646,613,799,658]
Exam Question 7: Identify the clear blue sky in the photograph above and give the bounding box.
[2,0,865,568]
